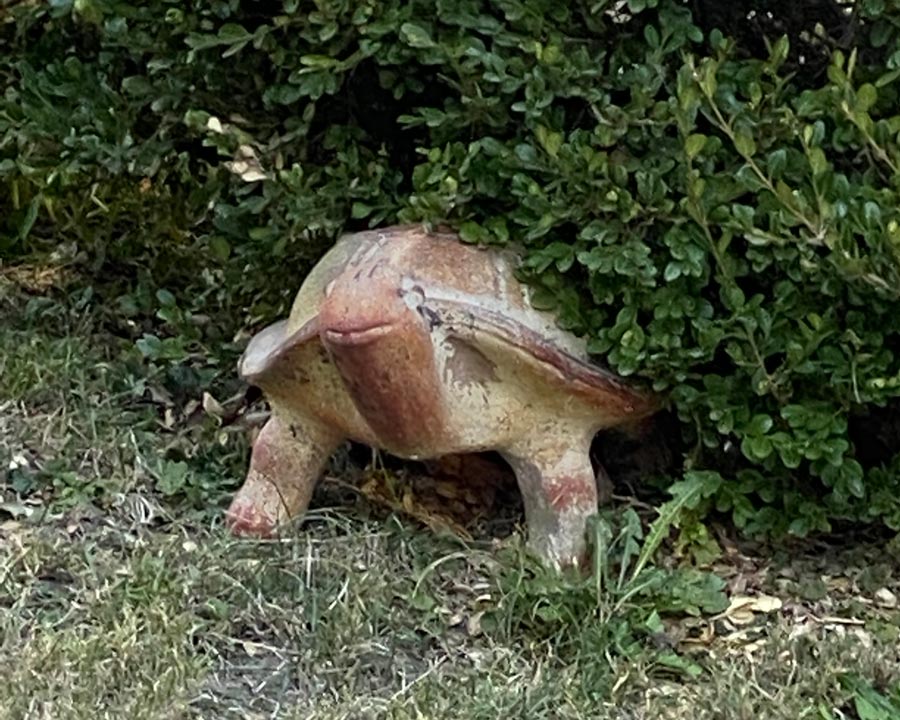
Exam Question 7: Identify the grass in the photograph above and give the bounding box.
[2,274,900,719]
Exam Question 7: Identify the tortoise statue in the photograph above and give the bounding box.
[226,225,658,569]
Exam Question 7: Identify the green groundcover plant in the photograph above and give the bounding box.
[3,0,900,542]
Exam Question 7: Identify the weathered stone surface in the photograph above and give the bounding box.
[227,225,658,569]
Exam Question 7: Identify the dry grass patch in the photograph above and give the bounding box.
[1,281,899,719]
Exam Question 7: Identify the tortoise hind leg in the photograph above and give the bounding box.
[501,427,599,570]
[226,414,343,536]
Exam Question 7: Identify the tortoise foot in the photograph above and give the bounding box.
[225,415,342,537]
[225,495,277,537]
[504,433,599,570]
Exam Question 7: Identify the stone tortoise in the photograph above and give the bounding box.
[226,225,658,569]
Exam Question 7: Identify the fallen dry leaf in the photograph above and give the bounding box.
[717,593,784,625]
[202,391,226,418]
[466,611,485,637]
[226,144,269,183]
[812,615,865,626]
[1,263,72,291]
[874,587,898,609]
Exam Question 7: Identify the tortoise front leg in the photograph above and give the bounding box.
[226,414,343,537]
[502,428,599,570]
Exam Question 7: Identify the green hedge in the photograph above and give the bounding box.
[4,0,900,541]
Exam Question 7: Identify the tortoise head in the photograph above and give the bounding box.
[317,257,414,346]
[316,256,449,455]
